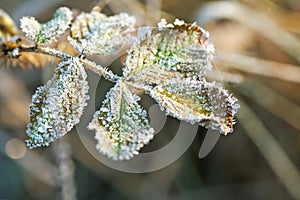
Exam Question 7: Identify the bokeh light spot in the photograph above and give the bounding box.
[5,138,27,159]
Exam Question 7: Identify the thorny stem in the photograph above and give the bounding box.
[19,45,120,82]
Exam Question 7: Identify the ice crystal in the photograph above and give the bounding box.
[88,80,155,160]
[20,7,73,44]
[68,10,136,55]
[123,19,215,85]
[26,57,89,148]
[150,78,239,135]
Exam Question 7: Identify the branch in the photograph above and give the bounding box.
[19,45,119,82]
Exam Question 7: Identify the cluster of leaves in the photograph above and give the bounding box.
[0,7,239,160]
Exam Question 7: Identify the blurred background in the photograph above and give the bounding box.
[1,0,300,199]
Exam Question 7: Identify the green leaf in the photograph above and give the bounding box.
[68,10,136,55]
[123,20,215,86]
[26,57,89,148]
[88,80,155,160]
[20,7,73,44]
[149,78,239,135]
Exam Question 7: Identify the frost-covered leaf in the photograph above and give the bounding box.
[123,19,215,85]
[68,10,135,55]
[26,57,89,148]
[20,7,73,44]
[88,80,154,160]
[150,78,239,135]
[124,19,239,134]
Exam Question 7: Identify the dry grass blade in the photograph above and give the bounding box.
[237,97,300,200]
[0,51,54,69]
[145,0,161,25]
[102,0,173,25]
[0,69,30,127]
[196,1,300,63]
[0,8,18,37]
[104,0,146,22]
[241,0,300,34]
[216,52,300,84]
[205,67,244,83]
[238,80,300,131]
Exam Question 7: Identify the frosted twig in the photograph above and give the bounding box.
[81,58,119,82]
[53,140,77,200]
[19,46,119,82]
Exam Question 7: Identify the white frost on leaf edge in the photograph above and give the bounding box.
[26,57,89,148]
[88,80,155,160]
[20,7,73,44]
[68,11,136,55]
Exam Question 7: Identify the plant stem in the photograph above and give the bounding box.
[81,58,119,82]
[36,46,72,60]
[19,45,119,82]
[53,139,77,200]
[124,80,152,93]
